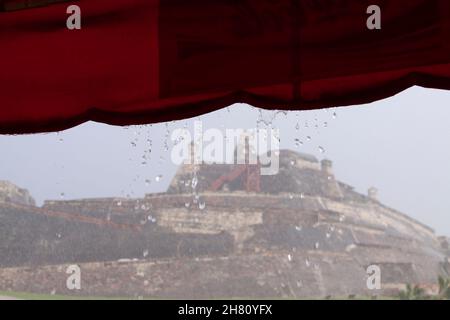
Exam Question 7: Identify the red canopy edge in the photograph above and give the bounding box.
[1,0,450,134]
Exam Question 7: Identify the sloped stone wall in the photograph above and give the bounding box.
[0,181,35,206]
[0,203,234,268]
[0,252,372,299]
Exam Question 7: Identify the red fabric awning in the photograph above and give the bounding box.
[1,0,450,134]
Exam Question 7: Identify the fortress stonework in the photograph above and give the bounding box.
[0,180,35,206]
[0,150,448,298]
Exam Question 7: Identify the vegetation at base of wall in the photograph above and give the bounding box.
[398,276,450,300]
[437,276,450,300]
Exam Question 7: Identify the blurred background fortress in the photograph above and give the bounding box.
[0,149,449,299]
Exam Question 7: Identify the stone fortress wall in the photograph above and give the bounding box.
[0,180,35,206]
[0,151,448,298]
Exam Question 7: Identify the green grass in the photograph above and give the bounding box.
[0,291,397,301]
[0,291,136,300]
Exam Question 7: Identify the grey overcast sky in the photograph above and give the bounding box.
[0,86,449,236]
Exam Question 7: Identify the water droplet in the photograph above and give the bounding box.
[326,233,331,239]
[294,139,303,147]
[306,136,312,141]
[143,250,149,258]
[339,215,345,222]
[117,201,122,207]
[318,146,325,154]
[185,202,191,209]
[295,226,302,232]
[305,258,311,267]
[155,175,163,183]
[191,176,199,189]
[295,123,300,131]
[333,112,337,119]
[199,201,206,210]
[315,242,320,250]
[288,194,294,200]
[60,193,65,199]
[288,254,293,262]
